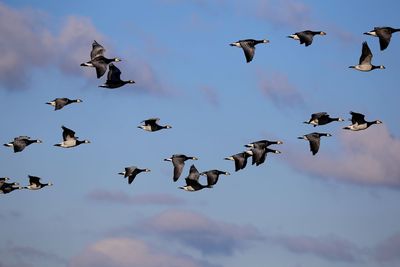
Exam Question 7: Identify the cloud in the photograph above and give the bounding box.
[1,245,66,266]
[271,234,360,262]
[86,190,185,206]
[257,70,304,108]
[137,210,264,255]
[287,126,400,189]
[373,233,400,262]
[69,237,220,267]
[199,86,219,107]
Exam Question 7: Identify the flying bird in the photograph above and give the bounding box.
[118,166,151,184]
[164,154,198,182]
[230,39,269,63]
[46,98,82,111]
[200,170,230,187]
[80,40,121,78]
[24,175,53,190]
[298,132,332,155]
[343,111,382,131]
[54,126,90,148]
[245,139,283,148]
[304,112,344,127]
[138,118,172,132]
[98,64,135,89]
[4,136,42,153]
[349,42,385,71]
[364,27,400,51]
[224,151,253,171]
[288,30,326,46]
[179,165,210,192]
[249,147,281,166]
[0,182,23,195]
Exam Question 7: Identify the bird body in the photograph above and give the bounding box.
[304,112,344,127]
[179,165,210,192]
[54,126,90,148]
[4,136,42,153]
[249,147,281,166]
[288,30,326,46]
[298,132,332,155]
[46,98,82,111]
[98,64,134,89]
[343,111,382,131]
[224,151,253,171]
[118,166,150,184]
[164,154,198,182]
[200,170,230,187]
[138,118,172,132]
[364,27,400,50]
[0,182,22,194]
[24,175,52,190]
[230,39,269,63]
[349,42,384,71]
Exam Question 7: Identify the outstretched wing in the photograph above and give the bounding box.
[241,41,255,63]
[62,126,76,141]
[350,111,366,124]
[376,27,392,51]
[107,64,122,82]
[359,42,372,65]
[91,40,105,60]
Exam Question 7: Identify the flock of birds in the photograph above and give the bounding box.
[1,26,397,194]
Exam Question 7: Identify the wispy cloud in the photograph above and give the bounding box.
[69,237,220,267]
[86,190,185,206]
[287,126,400,189]
[137,210,264,255]
[0,245,66,266]
[373,232,400,262]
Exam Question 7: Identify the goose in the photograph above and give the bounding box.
[249,147,281,166]
[46,98,82,111]
[138,118,172,132]
[245,139,283,148]
[0,177,10,187]
[179,165,210,192]
[0,182,23,194]
[230,39,269,63]
[349,42,385,71]
[54,126,90,148]
[4,136,42,153]
[80,40,121,78]
[343,111,382,131]
[298,132,331,155]
[99,64,135,89]
[118,166,151,184]
[224,151,253,171]
[288,30,326,46]
[24,175,53,190]
[200,170,230,187]
[164,154,198,182]
[304,112,344,127]
[364,27,400,51]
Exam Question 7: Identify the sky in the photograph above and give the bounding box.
[1,0,400,267]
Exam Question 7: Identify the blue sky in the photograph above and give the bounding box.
[1,1,400,267]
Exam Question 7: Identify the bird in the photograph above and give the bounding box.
[249,147,281,166]
[200,170,230,187]
[298,132,332,155]
[118,166,151,184]
[54,126,90,148]
[224,151,253,171]
[230,39,269,63]
[24,175,53,190]
[245,140,283,148]
[0,182,23,195]
[349,42,385,71]
[343,111,382,131]
[364,27,400,51]
[304,112,345,127]
[287,30,326,46]
[46,98,82,111]
[80,40,121,78]
[98,64,135,89]
[179,165,210,192]
[4,136,42,153]
[164,154,198,182]
[138,118,172,132]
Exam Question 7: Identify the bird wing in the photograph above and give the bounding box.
[28,175,40,185]
[233,153,247,171]
[297,31,314,46]
[128,169,140,184]
[308,135,320,155]
[376,28,391,51]
[124,167,136,178]
[92,58,108,79]
[206,171,218,186]
[350,111,366,124]
[359,42,372,65]
[311,112,327,120]
[241,41,255,63]
[142,118,160,126]
[251,147,264,165]
[172,157,185,182]
[15,136,30,140]
[91,40,105,60]
[12,139,27,152]
[62,126,76,141]
[187,165,200,181]
[55,98,68,110]
[107,63,122,82]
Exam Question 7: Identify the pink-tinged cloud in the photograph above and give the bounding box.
[287,126,400,189]
[200,86,219,107]
[373,233,400,262]
[138,210,264,255]
[272,234,360,262]
[86,190,184,206]
[257,70,304,108]
[69,237,220,267]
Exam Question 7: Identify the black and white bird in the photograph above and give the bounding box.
[343,111,382,131]
[249,147,281,166]
[224,151,253,171]
[298,132,332,155]
[24,175,53,190]
[230,39,269,63]
[349,42,385,71]
[54,126,90,148]
[288,30,326,46]
[80,40,121,78]
[200,170,230,187]
[304,112,344,127]
[4,136,42,153]
[179,165,210,192]
[118,166,151,184]
[164,154,198,182]
[0,182,23,195]
[245,139,283,148]
[99,64,135,89]
[138,118,172,132]
[364,27,400,51]
[46,98,82,111]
